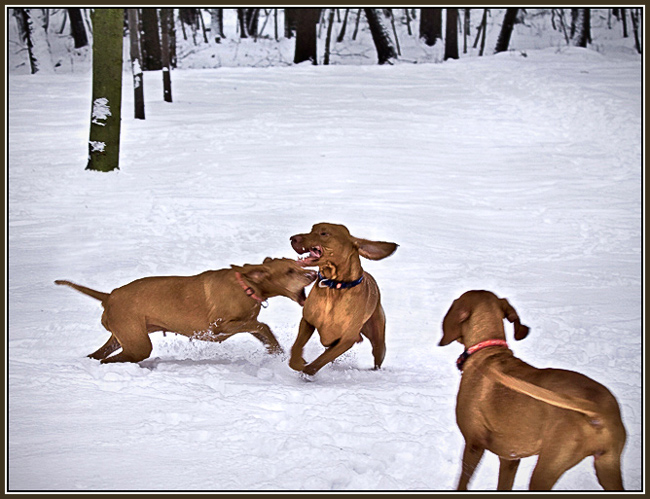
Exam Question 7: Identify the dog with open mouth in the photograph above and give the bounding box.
[289,222,398,375]
[56,257,317,363]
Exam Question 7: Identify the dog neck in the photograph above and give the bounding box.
[234,272,268,307]
[317,271,364,290]
[319,256,363,282]
[457,339,509,372]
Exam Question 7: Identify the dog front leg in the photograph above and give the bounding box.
[289,319,315,371]
[457,443,484,490]
[302,337,356,376]
[497,457,520,490]
[249,321,283,355]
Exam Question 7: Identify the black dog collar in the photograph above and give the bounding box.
[317,272,364,290]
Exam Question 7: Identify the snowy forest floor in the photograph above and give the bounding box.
[6,8,643,492]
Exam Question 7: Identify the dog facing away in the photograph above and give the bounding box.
[439,290,626,491]
[55,258,316,363]
[289,223,398,376]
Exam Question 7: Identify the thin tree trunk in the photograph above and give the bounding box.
[337,8,349,43]
[630,9,641,54]
[67,8,88,48]
[352,9,361,40]
[405,9,412,36]
[324,9,335,65]
[444,8,459,60]
[24,8,54,73]
[291,8,320,64]
[160,8,173,102]
[87,8,123,172]
[127,9,144,119]
[198,9,208,43]
[389,9,401,56]
[495,8,518,53]
[364,8,397,65]
[463,9,470,54]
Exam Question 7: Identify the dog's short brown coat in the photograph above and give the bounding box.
[440,290,626,491]
[56,257,316,363]
[289,223,397,375]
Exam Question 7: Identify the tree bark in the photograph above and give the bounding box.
[420,8,442,46]
[210,8,224,42]
[572,8,590,47]
[365,8,397,65]
[127,9,144,119]
[495,8,519,53]
[140,8,162,70]
[160,8,173,102]
[291,8,320,64]
[324,9,335,65]
[24,8,55,73]
[444,8,459,60]
[67,8,88,48]
[86,8,123,172]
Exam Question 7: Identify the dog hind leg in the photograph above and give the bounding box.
[361,303,386,369]
[88,334,121,360]
[594,451,624,490]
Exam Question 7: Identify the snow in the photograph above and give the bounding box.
[6,8,643,492]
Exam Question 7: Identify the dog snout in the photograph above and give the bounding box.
[290,234,305,252]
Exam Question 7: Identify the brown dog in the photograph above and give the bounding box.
[56,258,316,363]
[288,223,397,375]
[439,290,626,490]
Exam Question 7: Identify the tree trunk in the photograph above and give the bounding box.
[291,8,320,64]
[352,9,361,40]
[127,9,144,120]
[630,9,642,54]
[444,8,459,60]
[67,8,88,48]
[572,8,590,47]
[24,8,55,73]
[324,9,335,65]
[364,8,397,65]
[140,8,162,70]
[337,8,349,43]
[420,8,442,46]
[160,8,173,102]
[86,8,123,172]
[495,8,518,53]
[463,9,470,54]
[210,8,224,42]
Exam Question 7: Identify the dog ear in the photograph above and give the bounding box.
[499,298,530,340]
[263,257,272,264]
[439,300,470,346]
[354,238,398,260]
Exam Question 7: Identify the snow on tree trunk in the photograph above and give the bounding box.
[140,8,162,71]
[572,8,591,48]
[210,8,225,43]
[127,9,145,120]
[86,8,123,172]
[364,8,397,65]
[25,8,54,74]
[494,8,519,53]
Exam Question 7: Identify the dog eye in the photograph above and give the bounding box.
[320,231,329,237]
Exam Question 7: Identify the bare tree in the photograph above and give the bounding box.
[210,8,224,43]
[420,8,442,46]
[324,9,335,65]
[140,8,162,70]
[67,8,88,48]
[444,8,459,60]
[160,8,173,102]
[127,9,144,120]
[20,8,55,73]
[365,8,397,65]
[291,8,321,64]
[86,8,124,172]
[572,8,591,48]
[495,8,519,53]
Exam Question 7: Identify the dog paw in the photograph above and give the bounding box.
[289,357,306,372]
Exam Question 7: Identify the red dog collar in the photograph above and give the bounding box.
[235,272,268,308]
[457,339,508,372]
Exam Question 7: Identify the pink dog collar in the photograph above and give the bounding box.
[457,339,508,372]
[235,272,268,308]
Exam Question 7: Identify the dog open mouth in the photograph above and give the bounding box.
[297,246,322,266]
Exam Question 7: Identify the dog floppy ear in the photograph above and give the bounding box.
[499,298,530,340]
[439,299,470,346]
[354,238,398,260]
[241,265,270,284]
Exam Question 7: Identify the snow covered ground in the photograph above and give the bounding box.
[6,9,643,491]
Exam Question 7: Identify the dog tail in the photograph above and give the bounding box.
[485,364,601,420]
[54,280,109,302]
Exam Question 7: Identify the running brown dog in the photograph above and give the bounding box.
[289,223,398,375]
[439,290,626,490]
[56,258,316,363]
